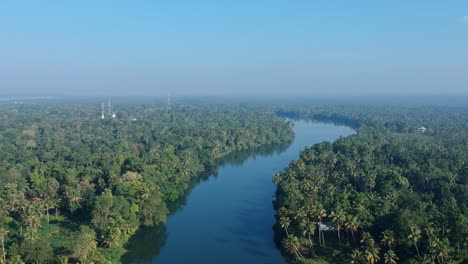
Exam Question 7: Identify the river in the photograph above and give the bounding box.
[123,120,355,263]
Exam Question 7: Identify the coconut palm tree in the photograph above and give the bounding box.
[360,232,381,264]
[103,226,122,250]
[364,243,381,264]
[384,250,398,264]
[408,227,422,257]
[381,230,396,250]
[282,235,304,259]
[140,186,151,200]
[330,210,346,248]
[22,204,43,232]
[65,187,84,213]
[300,219,316,257]
[350,249,363,264]
[57,256,69,264]
[294,208,307,222]
[425,225,435,239]
[73,226,97,262]
[345,215,359,242]
[279,216,291,237]
[428,237,440,264]
[42,197,59,225]
[0,227,8,262]
[428,236,450,264]
[23,227,38,242]
[360,232,373,245]
[346,160,359,189]
[313,204,327,246]
[438,238,451,264]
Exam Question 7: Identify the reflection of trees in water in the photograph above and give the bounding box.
[217,140,292,167]
[121,225,168,264]
[121,140,292,263]
[168,139,292,213]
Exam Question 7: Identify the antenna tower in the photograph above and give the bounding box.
[101,102,105,119]
[108,98,112,117]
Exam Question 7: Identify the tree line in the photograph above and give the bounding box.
[0,102,294,263]
[273,105,467,263]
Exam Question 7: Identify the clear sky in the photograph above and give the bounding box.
[0,1,467,96]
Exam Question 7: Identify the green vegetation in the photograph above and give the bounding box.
[0,102,294,263]
[274,105,467,263]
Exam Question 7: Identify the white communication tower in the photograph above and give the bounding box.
[101,102,105,119]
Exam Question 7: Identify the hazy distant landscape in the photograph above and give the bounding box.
[0,1,466,263]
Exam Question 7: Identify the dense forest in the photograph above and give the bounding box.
[273,105,467,263]
[0,102,294,263]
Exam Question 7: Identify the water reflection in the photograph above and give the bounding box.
[121,140,292,263]
[122,225,168,263]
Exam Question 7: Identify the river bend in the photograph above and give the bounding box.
[124,120,355,263]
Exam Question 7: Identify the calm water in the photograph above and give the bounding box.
[123,121,354,264]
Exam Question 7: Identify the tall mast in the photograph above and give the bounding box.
[101,102,105,119]
[108,98,111,117]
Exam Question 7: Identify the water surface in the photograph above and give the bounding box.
[123,121,354,263]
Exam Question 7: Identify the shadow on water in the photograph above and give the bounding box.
[121,140,292,263]
[121,225,168,264]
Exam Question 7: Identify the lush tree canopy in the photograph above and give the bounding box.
[273,105,467,263]
[0,102,294,263]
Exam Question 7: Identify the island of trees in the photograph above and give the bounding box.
[273,105,467,263]
[0,102,294,263]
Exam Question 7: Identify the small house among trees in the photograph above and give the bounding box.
[318,222,334,231]
[417,126,427,133]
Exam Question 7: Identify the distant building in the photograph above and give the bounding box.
[418,126,427,133]
[318,222,334,231]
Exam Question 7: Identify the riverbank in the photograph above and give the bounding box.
[122,121,354,263]
[273,106,468,263]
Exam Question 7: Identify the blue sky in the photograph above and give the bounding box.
[0,1,467,96]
